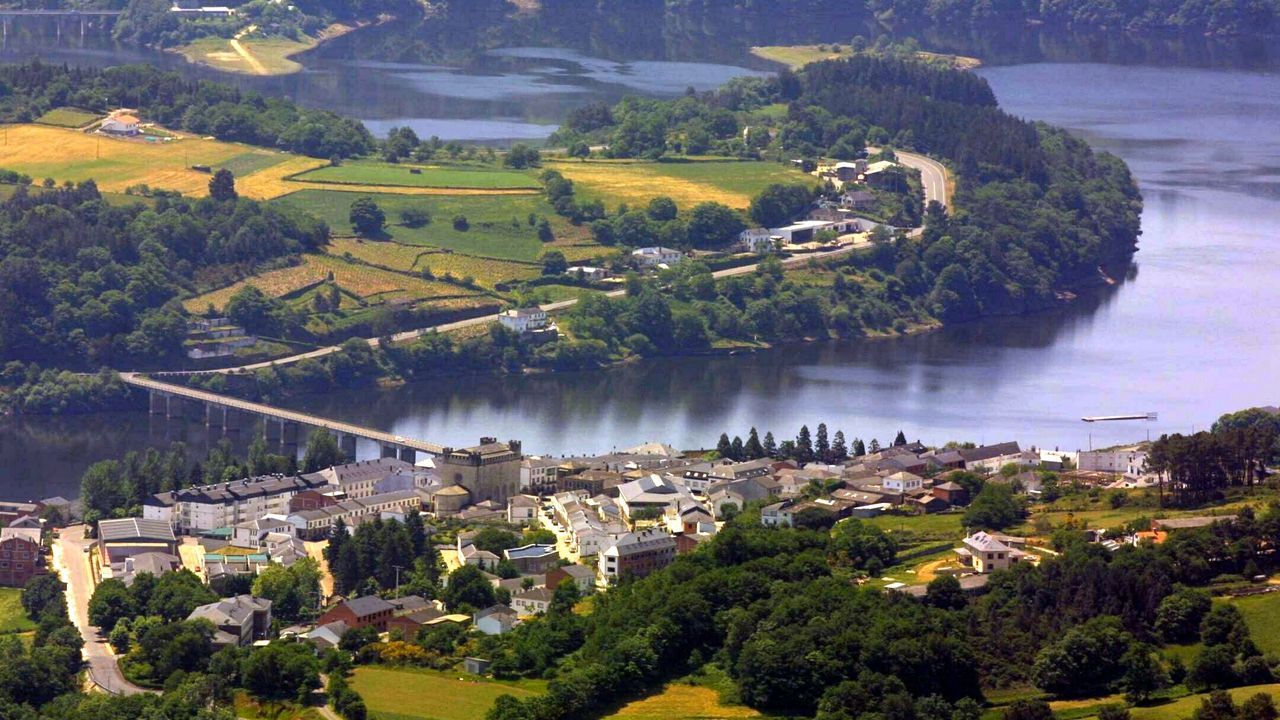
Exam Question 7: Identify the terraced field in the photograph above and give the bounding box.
[35,107,101,128]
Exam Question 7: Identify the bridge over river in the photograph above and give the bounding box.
[121,373,445,462]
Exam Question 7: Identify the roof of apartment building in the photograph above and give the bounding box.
[98,517,176,543]
[187,594,271,627]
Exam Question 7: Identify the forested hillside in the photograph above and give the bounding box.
[0,181,327,369]
[0,62,374,158]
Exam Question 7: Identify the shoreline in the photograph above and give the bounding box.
[168,17,381,77]
[749,44,983,71]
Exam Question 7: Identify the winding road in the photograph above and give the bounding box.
[175,151,948,376]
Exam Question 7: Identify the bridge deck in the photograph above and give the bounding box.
[0,10,123,15]
[121,373,444,455]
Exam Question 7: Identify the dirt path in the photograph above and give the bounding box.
[914,559,950,583]
[230,26,269,76]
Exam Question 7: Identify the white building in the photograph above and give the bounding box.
[737,227,778,254]
[599,528,677,582]
[881,471,924,494]
[145,475,330,532]
[474,605,518,635]
[100,114,140,136]
[498,307,549,334]
[566,266,609,282]
[1078,448,1147,477]
[632,246,683,268]
[956,532,1025,573]
[510,587,554,616]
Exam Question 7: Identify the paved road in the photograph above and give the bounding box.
[54,526,153,696]
[895,149,950,209]
[173,152,947,376]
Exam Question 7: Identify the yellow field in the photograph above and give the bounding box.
[604,685,760,720]
[545,160,746,209]
[328,238,432,272]
[554,244,621,263]
[235,155,329,199]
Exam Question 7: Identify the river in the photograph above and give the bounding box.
[1,25,1278,500]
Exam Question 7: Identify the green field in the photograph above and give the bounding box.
[275,190,599,262]
[0,588,36,635]
[351,667,546,720]
[546,158,816,210]
[1223,592,1280,654]
[1129,684,1280,720]
[218,151,293,178]
[35,107,100,128]
[295,161,540,190]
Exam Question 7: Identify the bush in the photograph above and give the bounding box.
[400,208,431,228]
[452,215,469,231]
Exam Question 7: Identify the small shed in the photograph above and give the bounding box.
[464,657,491,675]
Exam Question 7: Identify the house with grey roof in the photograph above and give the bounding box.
[474,604,518,635]
[511,587,554,616]
[97,517,177,563]
[955,531,1026,573]
[503,544,559,574]
[112,551,180,586]
[187,594,272,647]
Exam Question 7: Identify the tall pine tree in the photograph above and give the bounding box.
[745,427,765,459]
[816,423,830,461]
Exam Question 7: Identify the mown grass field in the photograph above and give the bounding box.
[275,190,598,262]
[1129,684,1280,720]
[750,45,982,71]
[604,684,761,720]
[232,692,322,720]
[546,158,815,210]
[1222,592,1280,654]
[351,666,546,720]
[0,588,36,635]
[176,35,316,76]
[296,161,539,190]
[0,124,307,197]
[35,107,100,128]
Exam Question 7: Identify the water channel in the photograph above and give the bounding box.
[1,21,1278,500]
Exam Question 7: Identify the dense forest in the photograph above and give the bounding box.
[0,62,374,158]
[0,178,327,370]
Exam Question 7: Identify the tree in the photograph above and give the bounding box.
[829,519,896,571]
[87,579,136,632]
[924,575,966,610]
[209,169,237,201]
[647,197,678,222]
[349,197,386,236]
[241,641,320,701]
[1002,701,1053,720]
[542,250,568,276]
[1032,617,1133,697]
[796,425,814,462]
[1187,645,1239,691]
[853,438,866,456]
[762,431,777,457]
[749,183,812,228]
[1120,644,1167,703]
[1098,707,1131,720]
[962,484,1025,530]
[686,202,747,248]
[832,431,849,462]
[504,144,542,169]
[1200,605,1252,650]
[568,141,591,161]
[745,428,765,459]
[443,565,496,611]
[1155,587,1212,643]
[716,433,733,459]
[893,430,908,446]
[400,207,431,228]
[815,423,830,461]
[303,429,345,472]
[536,218,554,242]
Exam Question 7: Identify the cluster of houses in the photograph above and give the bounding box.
[185,317,257,360]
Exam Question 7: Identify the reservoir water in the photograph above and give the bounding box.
[1,28,1278,500]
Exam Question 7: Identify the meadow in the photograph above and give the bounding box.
[275,190,600,262]
[1129,684,1280,720]
[0,587,36,635]
[350,666,546,720]
[296,161,540,190]
[1222,591,1280,654]
[327,239,543,289]
[604,684,761,720]
[0,124,303,197]
[545,158,815,210]
[35,107,101,128]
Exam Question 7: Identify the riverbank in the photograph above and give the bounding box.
[750,44,983,71]
[170,19,374,76]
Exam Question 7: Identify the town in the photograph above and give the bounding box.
[4,408,1278,720]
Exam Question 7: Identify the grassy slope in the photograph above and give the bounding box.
[274,190,597,262]
[351,667,546,720]
[35,107,101,128]
[0,588,36,635]
[1130,684,1280,720]
[546,158,815,210]
[1222,592,1280,655]
[297,161,539,190]
[605,684,761,720]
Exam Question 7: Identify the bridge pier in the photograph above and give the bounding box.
[205,402,224,429]
[149,391,168,415]
[398,447,416,464]
[264,418,281,443]
[281,421,299,446]
[380,443,398,459]
[164,395,184,420]
[336,433,357,461]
